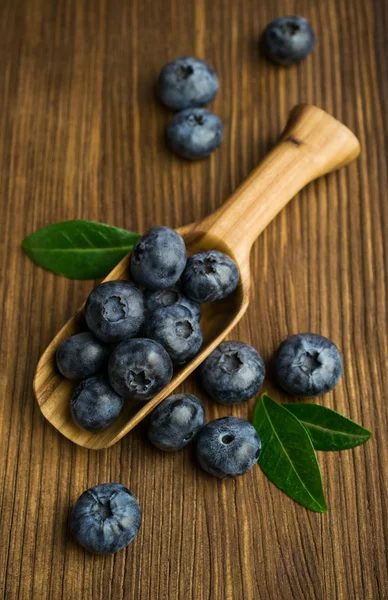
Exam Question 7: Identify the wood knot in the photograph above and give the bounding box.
[286,136,303,146]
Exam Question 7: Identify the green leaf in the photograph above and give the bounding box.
[253,393,327,513]
[283,404,372,451]
[22,220,140,279]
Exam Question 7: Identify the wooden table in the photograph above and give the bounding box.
[1,0,387,598]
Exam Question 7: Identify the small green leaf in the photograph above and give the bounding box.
[253,393,327,513]
[22,220,140,279]
[283,404,372,451]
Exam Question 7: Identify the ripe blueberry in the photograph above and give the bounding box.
[70,483,141,554]
[56,332,111,380]
[147,393,205,451]
[156,56,219,111]
[166,108,223,160]
[261,16,316,66]
[200,340,265,404]
[130,227,186,291]
[275,333,343,397]
[145,305,202,366]
[108,338,173,400]
[145,288,201,321]
[181,250,239,302]
[196,417,261,479]
[85,280,145,343]
[71,375,123,432]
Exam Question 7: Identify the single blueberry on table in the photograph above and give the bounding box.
[275,332,343,397]
[56,332,111,380]
[71,375,123,432]
[261,16,316,66]
[108,338,173,400]
[70,483,141,554]
[147,393,205,451]
[166,108,223,160]
[145,288,201,321]
[200,340,265,404]
[196,417,261,479]
[181,250,239,303]
[156,56,219,111]
[85,280,145,343]
[145,305,203,366]
[130,227,187,291]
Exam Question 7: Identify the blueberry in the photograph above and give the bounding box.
[261,16,316,66]
[145,288,201,321]
[196,417,261,479]
[275,333,343,397]
[145,305,202,366]
[166,108,223,160]
[156,56,219,111]
[147,393,205,451]
[85,280,145,343]
[181,250,239,303]
[70,483,141,554]
[200,341,265,404]
[56,332,111,380]
[108,338,173,400]
[71,375,123,432]
[130,227,186,291]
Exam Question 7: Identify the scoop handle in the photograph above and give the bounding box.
[197,104,360,259]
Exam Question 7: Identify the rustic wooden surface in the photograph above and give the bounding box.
[0,0,387,598]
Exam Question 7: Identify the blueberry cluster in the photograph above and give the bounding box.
[156,57,223,160]
[56,226,240,433]
[147,393,261,480]
[69,328,343,553]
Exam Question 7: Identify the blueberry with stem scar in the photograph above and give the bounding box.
[156,56,219,111]
[200,340,265,404]
[108,338,173,401]
[275,333,342,396]
[181,250,239,302]
[130,227,186,291]
[85,280,145,343]
[196,417,261,479]
[70,483,141,554]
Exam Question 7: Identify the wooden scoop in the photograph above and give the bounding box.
[34,105,360,449]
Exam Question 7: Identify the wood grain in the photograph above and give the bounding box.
[0,0,387,598]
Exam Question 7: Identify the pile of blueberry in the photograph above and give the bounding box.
[69,329,342,554]
[63,227,342,555]
[57,225,243,434]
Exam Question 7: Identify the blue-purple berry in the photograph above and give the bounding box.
[275,333,343,397]
[70,375,123,432]
[56,332,111,380]
[70,483,141,554]
[181,250,239,303]
[148,394,205,451]
[196,417,261,479]
[156,56,219,111]
[166,108,223,160]
[108,338,173,401]
[130,227,186,291]
[261,16,316,66]
[200,341,265,404]
[85,280,145,343]
[145,305,202,366]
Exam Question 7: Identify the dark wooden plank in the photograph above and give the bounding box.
[0,0,387,598]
